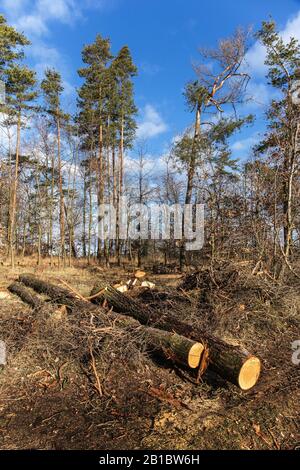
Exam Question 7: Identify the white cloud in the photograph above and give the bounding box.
[30,41,66,77]
[83,0,120,10]
[231,134,260,156]
[125,152,167,179]
[1,0,28,14]
[242,10,300,116]
[37,0,77,23]
[30,41,61,62]
[62,79,76,96]
[0,0,84,97]
[232,137,254,152]
[5,0,80,38]
[244,81,280,110]
[137,105,168,139]
[16,14,48,37]
[281,10,300,43]
[1,0,117,97]
[2,0,117,38]
[244,41,267,78]
[140,62,162,76]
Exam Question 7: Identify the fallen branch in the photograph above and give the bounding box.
[57,278,89,302]
[89,343,103,396]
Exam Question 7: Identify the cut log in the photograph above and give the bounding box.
[206,343,261,391]
[113,283,128,293]
[8,281,45,309]
[90,284,261,390]
[135,270,146,279]
[141,326,205,369]
[142,327,204,369]
[141,281,155,289]
[15,276,206,371]
[19,274,97,312]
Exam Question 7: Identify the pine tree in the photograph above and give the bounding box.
[111,46,137,264]
[0,15,34,267]
[5,64,37,267]
[255,20,300,277]
[41,68,68,267]
[0,14,30,77]
[111,46,137,195]
[78,34,113,260]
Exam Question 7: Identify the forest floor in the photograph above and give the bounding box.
[0,258,299,450]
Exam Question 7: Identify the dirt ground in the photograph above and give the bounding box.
[0,258,299,450]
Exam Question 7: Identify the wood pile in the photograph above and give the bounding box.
[8,273,261,391]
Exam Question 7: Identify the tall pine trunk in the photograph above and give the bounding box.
[88,157,93,265]
[10,111,21,268]
[57,114,65,268]
[82,168,87,258]
[116,118,124,266]
[179,105,201,271]
[97,123,104,261]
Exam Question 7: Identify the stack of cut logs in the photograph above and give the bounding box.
[112,270,155,293]
[8,272,261,391]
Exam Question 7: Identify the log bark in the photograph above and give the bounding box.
[15,276,205,370]
[8,281,45,310]
[90,284,261,390]
[141,327,204,369]
[19,274,97,312]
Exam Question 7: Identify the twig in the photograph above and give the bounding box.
[252,259,262,276]
[57,362,68,382]
[89,344,103,397]
[179,288,193,302]
[27,369,48,378]
[144,386,187,409]
[41,410,65,424]
[85,288,106,301]
[57,278,88,302]
[268,429,280,450]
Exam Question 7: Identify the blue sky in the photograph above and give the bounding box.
[1,0,300,162]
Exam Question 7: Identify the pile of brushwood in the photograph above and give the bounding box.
[1,261,300,449]
[2,261,300,449]
[8,268,262,394]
